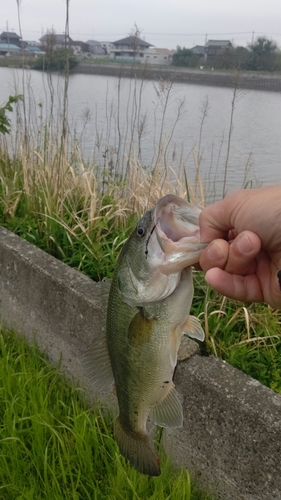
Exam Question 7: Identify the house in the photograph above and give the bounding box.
[99,41,114,55]
[143,48,174,65]
[110,36,153,62]
[0,43,21,56]
[205,40,232,58]
[70,41,92,59]
[0,32,45,57]
[39,33,73,48]
[86,40,107,56]
[39,34,105,59]
[25,40,41,47]
[0,31,22,47]
[25,44,45,56]
[190,45,205,57]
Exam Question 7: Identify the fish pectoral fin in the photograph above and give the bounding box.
[83,334,114,393]
[149,386,183,428]
[181,315,205,342]
[100,277,112,314]
[114,417,160,476]
[128,311,154,348]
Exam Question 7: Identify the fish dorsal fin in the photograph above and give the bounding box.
[149,386,183,428]
[181,315,205,342]
[83,333,114,393]
[114,416,160,476]
[100,277,112,314]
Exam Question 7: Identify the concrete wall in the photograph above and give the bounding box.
[71,63,281,93]
[0,225,280,500]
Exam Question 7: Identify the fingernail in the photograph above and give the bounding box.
[236,234,253,254]
[206,242,224,262]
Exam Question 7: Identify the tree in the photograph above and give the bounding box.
[172,46,199,68]
[33,28,78,71]
[233,46,251,69]
[129,23,142,60]
[247,37,279,71]
[32,48,77,71]
[211,46,251,70]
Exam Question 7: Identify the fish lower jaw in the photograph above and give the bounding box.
[161,246,207,270]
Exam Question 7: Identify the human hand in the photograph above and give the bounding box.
[199,186,281,308]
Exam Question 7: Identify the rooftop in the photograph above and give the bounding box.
[205,40,232,47]
[113,36,153,48]
[0,43,21,50]
[0,31,21,40]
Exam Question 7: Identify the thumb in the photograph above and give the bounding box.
[199,197,236,242]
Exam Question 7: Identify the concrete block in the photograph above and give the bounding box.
[171,355,281,500]
[0,225,281,499]
[0,226,104,388]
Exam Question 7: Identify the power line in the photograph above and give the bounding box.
[2,26,281,37]
[1,26,281,41]
[144,31,254,36]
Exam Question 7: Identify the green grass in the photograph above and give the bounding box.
[0,154,280,394]
[0,80,280,398]
[192,272,281,393]
[0,330,215,500]
[0,200,136,282]
[0,151,137,281]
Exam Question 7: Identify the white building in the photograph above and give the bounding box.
[110,36,153,62]
[99,41,114,55]
[143,48,174,65]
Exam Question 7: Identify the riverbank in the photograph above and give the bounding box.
[1,225,281,500]
[71,62,281,92]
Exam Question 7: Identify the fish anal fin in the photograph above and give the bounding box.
[181,315,205,342]
[114,417,161,476]
[149,386,183,428]
[83,334,114,393]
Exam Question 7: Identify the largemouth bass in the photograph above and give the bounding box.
[84,194,206,476]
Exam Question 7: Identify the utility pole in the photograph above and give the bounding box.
[6,21,10,50]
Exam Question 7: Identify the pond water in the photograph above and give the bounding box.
[1,66,281,200]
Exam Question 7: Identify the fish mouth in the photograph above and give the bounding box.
[152,194,207,271]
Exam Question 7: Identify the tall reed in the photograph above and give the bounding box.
[0,4,254,281]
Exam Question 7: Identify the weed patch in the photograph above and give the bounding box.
[0,330,214,499]
[192,272,281,393]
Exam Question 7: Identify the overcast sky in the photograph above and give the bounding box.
[1,0,281,50]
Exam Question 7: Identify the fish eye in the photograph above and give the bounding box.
[136,225,146,237]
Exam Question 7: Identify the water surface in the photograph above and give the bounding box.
[1,66,281,199]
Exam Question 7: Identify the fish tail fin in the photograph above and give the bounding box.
[114,417,161,476]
